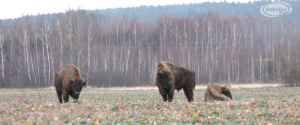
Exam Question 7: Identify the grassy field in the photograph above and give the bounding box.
[0,86,300,124]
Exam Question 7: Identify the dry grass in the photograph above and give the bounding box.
[1,84,300,124]
[83,83,282,90]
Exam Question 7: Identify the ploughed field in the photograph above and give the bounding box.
[0,86,300,124]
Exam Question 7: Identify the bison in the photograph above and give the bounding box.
[204,83,232,102]
[54,64,87,103]
[155,61,195,102]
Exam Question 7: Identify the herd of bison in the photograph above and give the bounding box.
[54,62,232,103]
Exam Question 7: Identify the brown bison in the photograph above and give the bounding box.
[54,64,87,103]
[204,83,232,102]
[155,61,195,102]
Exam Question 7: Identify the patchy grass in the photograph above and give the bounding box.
[0,86,300,124]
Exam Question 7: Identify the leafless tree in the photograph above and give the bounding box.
[38,16,52,86]
[0,31,5,87]
[15,16,32,85]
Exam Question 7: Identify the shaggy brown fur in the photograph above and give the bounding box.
[54,64,87,103]
[204,83,232,102]
[155,61,195,102]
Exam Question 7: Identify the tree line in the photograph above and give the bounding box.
[2,0,300,24]
[0,8,299,88]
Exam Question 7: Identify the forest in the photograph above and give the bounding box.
[0,0,299,88]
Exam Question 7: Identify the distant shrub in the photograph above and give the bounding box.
[88,71,139,87]
[282,65,300,87]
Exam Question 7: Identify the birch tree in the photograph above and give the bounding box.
[138,45,144,86]
[55,17,65,69]
[38,16,51,86]
[62,9,75,64]
[250,24,254,83]
[86,20,94,87]
[73,9,87,69]
[15,17,32,85]
[34,23,41,85]
[0,32,4,87]
[207,15,213,83]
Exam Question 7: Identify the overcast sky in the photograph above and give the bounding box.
[0,0,254,19]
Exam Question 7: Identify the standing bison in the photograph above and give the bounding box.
[155,61,195,102]
[204,83,232,102]
[54,64,87,103]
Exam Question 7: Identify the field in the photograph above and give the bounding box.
[1,84,300,124]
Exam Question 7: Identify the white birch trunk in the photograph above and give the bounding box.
[38,17,51,86]
[35,24,40,85]
[138,46,143,86]
[0,34,4,87]
[87,21,94,87]
[125,46,130,75]
[16,20,32,85]
[56,20,64,69]
[50,41,54,86]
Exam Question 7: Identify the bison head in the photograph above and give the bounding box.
[70,75,87,95]
[157,67,173,85]
[221,88,232,99]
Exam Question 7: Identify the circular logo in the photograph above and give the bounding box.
[260,2,292,17]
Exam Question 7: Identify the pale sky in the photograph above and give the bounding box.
[0,0,253,19]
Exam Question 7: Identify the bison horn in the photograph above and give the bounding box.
[70,75,75,82]
[83,79,87,86]
[225,84,232,89]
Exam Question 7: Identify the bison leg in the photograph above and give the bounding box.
[183,87,194,102]
[63,92,69,103]
[204,92,208,102]
[167,89,174,102]
[162,95,167,102]
[208,87,231,101]
[219,94,231,101]
[167,93,173,102]
[56,90,63,104]
[159,88,168,102]
[159,91,167,102]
